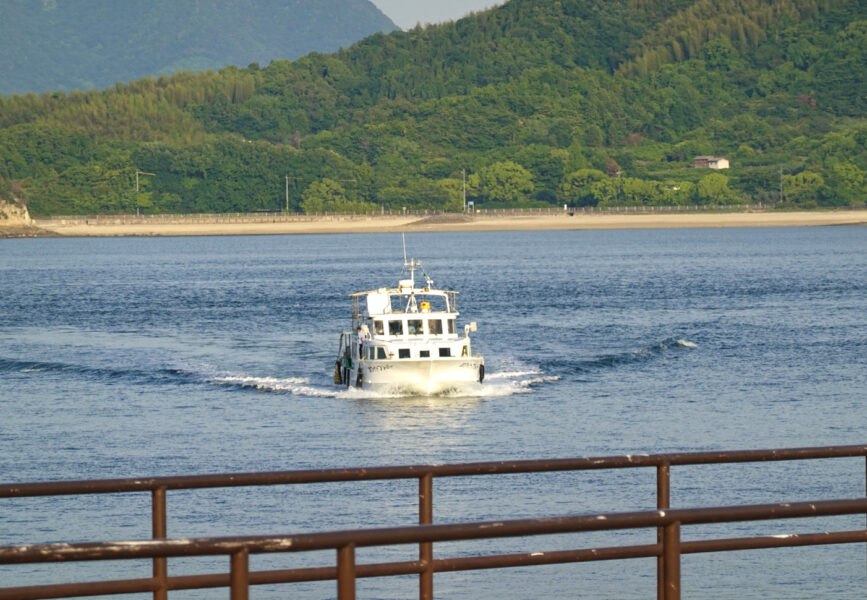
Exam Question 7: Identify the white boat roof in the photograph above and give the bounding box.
[349,286,457,297]
[350,258,460,316]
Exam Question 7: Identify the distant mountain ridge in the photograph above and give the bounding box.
[0,0,864,216]
[0,0,397,96]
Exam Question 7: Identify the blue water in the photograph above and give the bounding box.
[1,227,865,598]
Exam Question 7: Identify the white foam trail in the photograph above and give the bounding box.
[520,375,561,385]
[211,375,339,398]
[333,373,560,399]
[484,370,542,380]
[474,384,530,398]
[339,382,491,399]
[216,375,309,386]
[207,364,559,400]
[468,374,561,397]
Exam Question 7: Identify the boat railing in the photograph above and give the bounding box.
[445,291,458,312]
[1,444,865,600]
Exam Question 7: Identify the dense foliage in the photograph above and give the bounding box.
[0,0,396,96]
[0,0,864,216]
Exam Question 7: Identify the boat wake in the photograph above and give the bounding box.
[474,369,561,397]
[1,355,560,400]
[3,336,693,399]
[545,336,698,374]
[0,357,70,374]
[0,356,204,386]
[204,366,559,399]
[208,374,338,398]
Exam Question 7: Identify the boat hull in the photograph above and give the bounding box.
[354,356,484,395]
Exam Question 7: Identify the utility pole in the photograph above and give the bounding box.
[284,176,304,213]
[779,167,784,205]
[462,169,467,212]
[135,170,155,216]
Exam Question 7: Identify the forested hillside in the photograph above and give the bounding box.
[0,0,397,96]
[0,0,864,216]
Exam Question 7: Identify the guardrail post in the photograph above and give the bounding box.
[230,549,249,600]
[419,473,434,600]
[337,544,356,600]
[662,521,681,600]
[656,463,670,600]
[151,486,167,600]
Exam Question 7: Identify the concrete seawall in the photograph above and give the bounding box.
[17,208,867,237]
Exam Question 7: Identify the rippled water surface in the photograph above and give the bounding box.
[1,227,865,598]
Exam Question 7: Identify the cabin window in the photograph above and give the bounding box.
[447,319,456,334]
[408,319,423,335]
[373,320,384,335]
[367,347,375,360]
[428,319,443,335]
[398,348,410,359]
[439,347,451,357]
[461,345,468,357]
[389,320,404,336]
[376,347,387,359]
[420,350,430,358]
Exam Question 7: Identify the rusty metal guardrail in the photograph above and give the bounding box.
[1,445,865,600]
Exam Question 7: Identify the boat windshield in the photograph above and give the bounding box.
[390,293,449,313]
[373,317,454,338]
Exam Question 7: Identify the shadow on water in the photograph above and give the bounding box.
[0,356,204,386]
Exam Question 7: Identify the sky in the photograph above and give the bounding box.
[369,0,500,30]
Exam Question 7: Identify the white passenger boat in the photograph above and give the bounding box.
[335,258,484,394]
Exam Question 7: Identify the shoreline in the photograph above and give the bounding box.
[6,209,867,238]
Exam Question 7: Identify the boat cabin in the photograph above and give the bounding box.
[346,285,472,362]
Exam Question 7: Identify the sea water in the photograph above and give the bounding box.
[1,227,865,598]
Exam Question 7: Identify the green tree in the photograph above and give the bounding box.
[825,162,866,206]
[379,177,454,211]
[703,37,738,71]
[560,168,607,206]
[695,172,742,205]
[471,161,534,205]
[587,178,620,207]
[811,21,867,116]
[300,178,378,214]
[782,171,824,206]
[301,178,347,213]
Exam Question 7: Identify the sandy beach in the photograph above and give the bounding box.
[10,209,867,237]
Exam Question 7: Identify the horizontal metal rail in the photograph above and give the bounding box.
[2,444,865,600]
[4,497,867,562]
[3,444,865,497]
[0,498,865,600]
